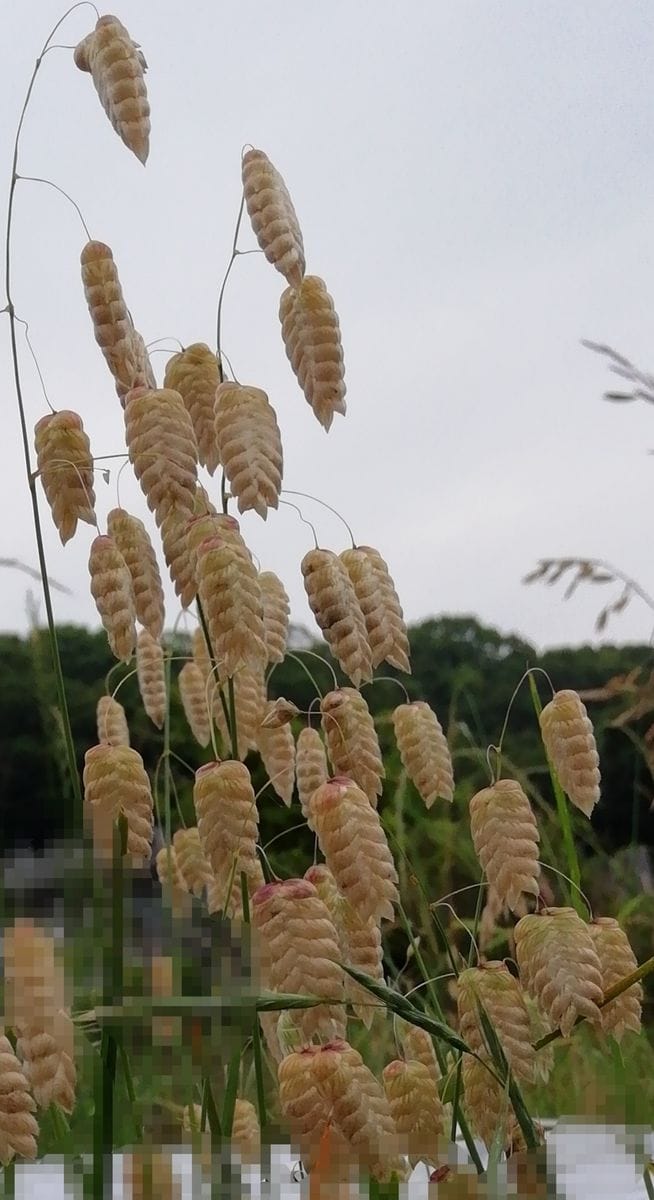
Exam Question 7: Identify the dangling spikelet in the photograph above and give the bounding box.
[80,241,142,400]
[539,689,601,818]
[469,779,540,912]
[0,1034,39,1165]
[164,343,221,474]
[196,536,266,677]
[256,701,296,805]
[279,276,346,431]
[34,410,96,544]
[383,1059,444,1167]
[107,508,165,639]
[124,388,198,524]
[131,326,156,389]
[186,512,248,582]
[589,917,642,1040]
[96,694,130,746]
[259,570,291,663]
[172,827,213,899]
[224,664,267,758]
[278,1049,333,1173]
[396,1020,440,1087]
[392,702,454,807]
[461,1055,523,1153]
[16,1017,76,1114]
[3,920,64,1037]
[193,761,263,917]
[261,697,300,728]
[301,549,372,686]
[178,661,211,747]
[242,148,305,288]
[161,486,217,608]
[296,727,329,825]
[74,15,150,164]
[311,777,399,923]
[136,630,166,728]
[340,547,411,673]
[305,863,384,1027]
[231,1099,260,1163]
[514,907,603,1037]
[88,534,136,662]
[155,842,185,893]
[456,962,535,1083]
[83,743,154,866]
[214,382,283,518]
[320,688,384,806]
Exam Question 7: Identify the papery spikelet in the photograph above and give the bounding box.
[392,702,453,808]
[469,779,540,911]
[196,536,266,677]
[514,907,603,1037]
[305,863,384,1026]
[296,727,329,826]
[4,919,64,1032]
[0,1035,38,1164]
[525,996,554,1084]
[456,962,535,1083]
[242,148,305,288]
[74,16,150,164]
[301,549,372,686]
[122,1150,181,1200]
[539,689,601,818]
[261,696,300,728]
[155,843,185,892]
[16,1016,76,1114]
[279,276,346,431]
[383,1059,444,1166]
[34,410,95,544]
[252,880,346,1042]
[80,240,140,399]
[215,382,283,518]
[193,761,263,918]
[96,694,130,746]
[256,702,296,805]
[461,1055,523,1153]
[136,630,166,728]
[340,547,410,673]
[186,512,248,581]
[164,343,221,474]
[178,661,211,747]
[124,387,198,524]
[131,327,156,389]
[311,777,399,922]
[172,826,214,899]
[321,688,384,806]
[589,917,642,1040]
[260,570,290,663]
[160,486,216,608]
[278,1049,333,1173]
[222,664,267,758]
[154,845,190,919]
[88,534,136,662]
[396,1020,440,1087]
[107,508,165,639]
[83,743,154,866]
[231,1099,260,1164]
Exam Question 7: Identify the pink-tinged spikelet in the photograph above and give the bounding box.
[80,241,147,401]
[539,689,601,818]
[193,761,263,918]
[311,777,399,923]
[34,410,96,544]
[514,907,604,1038]
[88,534,136,662]
[124,387,198,525]
[305,862,384,1026]
[214,382,283,518]
[382,1059,445,1167]
[242,148,305,288]
[295,727,329,826]
[74,16,150,164]
[301,548,372,686]
[340,546,411,673]
[178,661,211,747]
[164,343,221,474]
[83,743,154,866]
[280,276,346,430]
[107,508,165,639]
[135,630,166,729]
[321,688,384,806]
[469,779,540,911]
[256,702,296,806]
[589,916,642,1040]
[0,1035,39,1164]
[96,694,130,746]
[456,962,535,1083]
[259,570,291,664]
[392,701,454,807]
[196,536,266,678]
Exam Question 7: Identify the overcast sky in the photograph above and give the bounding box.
[1,1,654,652]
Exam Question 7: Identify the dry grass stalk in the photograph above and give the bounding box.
[469,779,540,911]
[135,629,166,728]
[34,410,95,543]
[178,660,211,747]
[311,776,399,923]
[214,382,283,518]
[259,570,291,663]
[295,726,329,826]
[124,387,198,525]
[74,15,150,164]
[164,343,221,474]
[382,1059,445,1167]
[340,547,410,673]
[589,917,643,1040]
[96,694,130,746]
[539,689,601,818]
[456,962,535,1083]
[80,241,146,400]
[242,148,305,287]
[107,508,165,639]
[305,863,384,1026]
[392,701,454,807]
[256,701,296,806]
[279,276,346,430]
[196,536,266,677]
[301,548,372,686]
[88,534,136,662]
[193,760,263,918]
[0,1034,39,1164]
[514,907,604,1037]
[83,743,154,866]
[320,688,384,806]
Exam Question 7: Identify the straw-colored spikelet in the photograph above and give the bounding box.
[193,761,263,917]
[396,1020,440,1087]
[461,1055,523,1153]
[261,697,300,728]
[16,1016,76,1114]
[538,689,601,818]
[136,630,166,728]
[514,907,603,1037]
[260,570,291,664]
[214,382,283,518]
[186,512,248,581]
[589,917,642,1040]
[131,326,156,389]
[305,863,384,1027]
[301,549,372,686]
[83,743,154,866]
[242,148,305,288]
[164,343,221,474]
[392,702,454,808]
[178,661,211,747]
[124,387,198,524]
[3,919,64,1030]
[0,1035,38,1165]
[278,1049,334,1174]
[122,1150,181,1200]
[256,702,296,806]
[96,694,130,746]
[252,880,346,1042]
[469,779,540,912]
[74,15,150,164]
[223,665,267,758]
[456,962,535,1083]
[172,827,213,899]
[383,1059,444,1167]
[34,410,95,544]
[340,547,410,673]
[296,727,329,826]
[160,486,216,608]
[155,843,185,892]
[107,508,165,639]
[80,241,145,400]
[279,276,346,431]
[321,688,384,806]
[311,777,399,923]
[88,534,136,662]
[231,1098,260,1163]
[196,536,266,677]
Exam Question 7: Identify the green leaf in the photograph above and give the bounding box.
[341,965,471,1056]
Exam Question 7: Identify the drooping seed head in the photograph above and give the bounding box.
[340,546,411,673]
[589,916,642,1041]
[88,534,136,662]
[539,689,601,818]
[392,701,454,807]
[242,148,305,287]
[214,382,283,519]
[311,776,399,923]
[34,410,96,544]
[107,508,165,639]
[321,688,384,805]
[301,548,372,686]
[164,342,221,474]
[469,779,540,911]
[295,726,329,826]
[135,629,166,729]
[74,16,150,163]
[279,275,346,431]
[514,907,604,1037]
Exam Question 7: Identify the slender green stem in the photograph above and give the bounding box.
[118,1042,143,1141]
[222,1048,241,1137]
[450,1058,462,1142]
[228,675,239,759]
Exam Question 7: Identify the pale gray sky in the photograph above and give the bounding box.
[2,1,654,650]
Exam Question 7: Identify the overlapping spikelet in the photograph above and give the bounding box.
[164,343,221,474]
[88,534,136,661]
[80,241,143,400]
[256,701,296,805]
[231,1098,261,1163]
[131,326,156,389]
[96,694,130,746]
[514,907,604,1037]
[193,761,263,917]
[16,1017,76,1114]
[296,727,329,826]
[589,917,642,1040]
[0,1034,39,1164]
[382,1059,444,1167]
[461,1054,524,1153]
[340,547,410,673]
[160,485,216,608]
[172,827,213,899]
[278,1049,335,1174]
[107,508,165,639]
[301,549,372,686]
[311,777,399,922]
[305,863,384,1026]
[242,148,305,287]
[261,697,300,728]
[74,15,150,164]
[186,512,248,581]
[279,276,346,430]
[136,630,166,728]
[456,962,535,1083]
[34,410,96,543]
[83,743,154,865]
[196,536,266,677]
[392,702,454,807]
[469,779,540,911]
[178,660,211,747]
[320,688,384,806]
[538,689,601,818]
[259,570,290,663]
[396,1019,440,1087]
[124,387,198,524]
[214,382,283,518]
[155,842,185,893]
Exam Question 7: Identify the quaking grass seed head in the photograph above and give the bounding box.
[74,15,150,164]
[468,778,540,911]
[514,906,604,1037]
[34,410,96,544]
[242,148,305,288]
[88,534,136,662]
[539,688,601,818]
